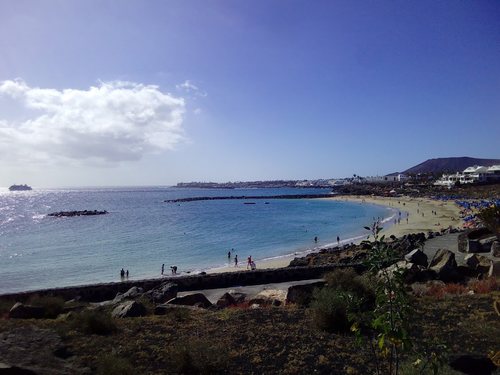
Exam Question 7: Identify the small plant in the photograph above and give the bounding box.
[70,310,117,335]
[165,337,228,374]
[310,288,350,333]
[311,269,376,332]
[28,295,65,319]
[349,223,414,375]
[96,354,134,375]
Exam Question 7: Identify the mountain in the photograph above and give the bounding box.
[403,157,500,175]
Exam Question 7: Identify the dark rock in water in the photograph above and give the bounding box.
[404,249,428,267]
[144,282,178,304]
[167,293,212,308]
[8,303,45,319]
[48,210,108,217]
[449,354,497,375]
[286,281,325,306]
[112,301,147,318]
[429,249,459,281]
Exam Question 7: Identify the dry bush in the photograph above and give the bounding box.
[96,354,134,375]
[28,295,65,318]
[70,310,117,335]
[468,277,498,294]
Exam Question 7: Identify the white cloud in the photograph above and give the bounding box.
[176,80,207,97]
[0,79,186,164]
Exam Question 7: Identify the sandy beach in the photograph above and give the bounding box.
[208,195,463,274]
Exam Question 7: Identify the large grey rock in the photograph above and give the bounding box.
[488,261,500,278]
[145,282,178,304]
[404,249,428,267]
[216,292,247,308]
[248,289,287,307]
[286,281,325,306]
[120,286,144,299]
[429,249,458,281]
[491,241,500,257]
[167,293,212,308]
[8,303,45,320]
[0,362,39,374]
[111,301,147,318]
[380,261,423,284]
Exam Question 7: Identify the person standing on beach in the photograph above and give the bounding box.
[161,263,165,275]
[120,268,125,278]
[228,250,231,260]
[314,236,318,243]
[247,255,252,269]
[234,255,238,267]
[337,236,340,245]
[126,270,129,278]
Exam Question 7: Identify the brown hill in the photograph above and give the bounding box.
[403,157,500,174]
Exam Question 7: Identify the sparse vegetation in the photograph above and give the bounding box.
[28,295,65,319]
[96,354,134,375]
[70,309,117,335]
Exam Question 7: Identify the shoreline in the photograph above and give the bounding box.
[206,195,462,274]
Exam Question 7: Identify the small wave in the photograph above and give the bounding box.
[0,217,15,226]
[32,214,46,220]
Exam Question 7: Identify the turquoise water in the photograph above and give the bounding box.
[0,187,395,294]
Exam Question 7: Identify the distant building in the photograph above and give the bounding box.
[363,174,408,183]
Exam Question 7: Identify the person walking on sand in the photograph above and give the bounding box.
[234,255,238,267]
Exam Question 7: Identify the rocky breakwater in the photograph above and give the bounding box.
[48,210,108,217]
[289,232,427,267]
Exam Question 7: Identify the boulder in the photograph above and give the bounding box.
[464,254,480,269]
[111,301,147,318]
[404,249,428,267]
[8,303,45,319]
[216,292,236,308]
[491,241,500,257]
[248,289,287,307]
[379,261,422,284]
[120,286,144,299]
[145,282,178,304]
[429,249,459,281]
[0,363,38,374]
[286,281,325,306]
[166,293,212,308]
[449,354,497,375]
[488,261,500,278]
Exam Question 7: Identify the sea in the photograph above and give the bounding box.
[0,187,397,294]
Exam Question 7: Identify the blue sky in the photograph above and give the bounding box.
[0,0,499,186]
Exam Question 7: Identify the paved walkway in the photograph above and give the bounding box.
[422,232,499,265]
[178,279,323,304]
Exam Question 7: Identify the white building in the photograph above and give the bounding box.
[434,165,500,187]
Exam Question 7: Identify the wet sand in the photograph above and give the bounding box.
[207,195,462,274]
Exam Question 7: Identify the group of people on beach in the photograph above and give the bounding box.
[227,249,256,270]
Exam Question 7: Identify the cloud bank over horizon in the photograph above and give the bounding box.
[0,79,186,165]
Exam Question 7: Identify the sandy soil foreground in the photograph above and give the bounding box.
[208,195,463,274]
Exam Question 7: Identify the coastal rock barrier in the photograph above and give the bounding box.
[0,264,364,303]
[48,210,108,217]
[164,194,334,203]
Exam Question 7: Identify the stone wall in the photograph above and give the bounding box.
[0,264,365,303]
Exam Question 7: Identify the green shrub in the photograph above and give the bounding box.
[28,295,65,319]
[96,354,134,375]
[70,310,117,335]
[324,268,377,309]
[310,288,350,333]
